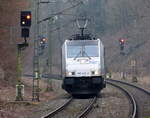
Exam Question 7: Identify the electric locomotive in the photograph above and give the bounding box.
[61,32,106,96]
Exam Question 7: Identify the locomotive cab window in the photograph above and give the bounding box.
[67,41,99,58]
[85,45,98,57]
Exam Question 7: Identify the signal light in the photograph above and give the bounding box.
[20,11,31,27]
[26,15,31,20]
[119,38,125,44]
[40,38,47,44]
[40,37,47,50]
[119,38,126,51]
[22,21,25,25]
[121,39,125,43]
[42,38,46,42]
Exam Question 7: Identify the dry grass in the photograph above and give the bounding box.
[111,72,150,90]
[0,77,60,118]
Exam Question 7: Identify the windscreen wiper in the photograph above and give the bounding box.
[73,51,82,60]
[73,51,91,60]
[83,51,91,60]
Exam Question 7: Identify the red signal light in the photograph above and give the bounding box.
[119,38,125,44]
[40,38,47,45]
[120,39,125,43]
[42,38,47,42]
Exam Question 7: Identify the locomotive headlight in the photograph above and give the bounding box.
[67,71,75,76]
[68,72,72,76]
[80,60,86,64]
[95,71,99,75]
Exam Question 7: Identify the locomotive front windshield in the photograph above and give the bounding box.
[67,43,99,58]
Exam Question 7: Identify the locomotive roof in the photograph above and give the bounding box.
[66,39,100,46]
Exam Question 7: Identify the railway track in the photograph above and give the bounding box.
[41,97,97,118]
[106,79,150,118]
[41,97,73,118]
[41,84,136,118]
[77,97,97,118]
[106,81,137,118]
[26,75,150,118]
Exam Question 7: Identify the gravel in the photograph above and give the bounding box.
[25,80,131,118]
[25,79,69,118]
[87,85,130,118]
[26,96,70,118]
[52,99,91,118]
[110,81,150,118]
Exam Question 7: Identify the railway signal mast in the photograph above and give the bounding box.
[32,0,56,101]
[118,38,126,80]
[32,0,51,101]
[32,0,40,101]
[16,11,31,101]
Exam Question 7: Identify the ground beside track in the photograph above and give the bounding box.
[87,85,130,118]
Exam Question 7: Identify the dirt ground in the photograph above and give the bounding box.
[0,78,63,118]
[112,72,150,90]
[0,73,149,118]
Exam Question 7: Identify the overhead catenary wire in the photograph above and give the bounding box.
[145,0,150,7]
[50,19,75,32]
[38,0,83,23]
[45,0,85,43]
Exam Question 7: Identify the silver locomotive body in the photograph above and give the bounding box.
[62,39,106,95]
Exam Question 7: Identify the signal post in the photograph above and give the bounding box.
[118,38,126,80]
[15,11,31,101]
[119,38,125,55]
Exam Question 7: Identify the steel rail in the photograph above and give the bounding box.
[41,97,73,118]
[107,81,137,118]
[106,79,150,95]
[76,96,97,118]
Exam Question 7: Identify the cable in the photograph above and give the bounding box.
[50,19,75,32]
[38,0,83,23]
[144,0,150,8]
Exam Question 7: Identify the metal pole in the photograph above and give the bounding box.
[81,28,84,37]
[10,27,13,44]
[131,59,137,82]
[57,17,62,76]
[16,46,23,101]
[32,0,40,101]
[47,18,53,91]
